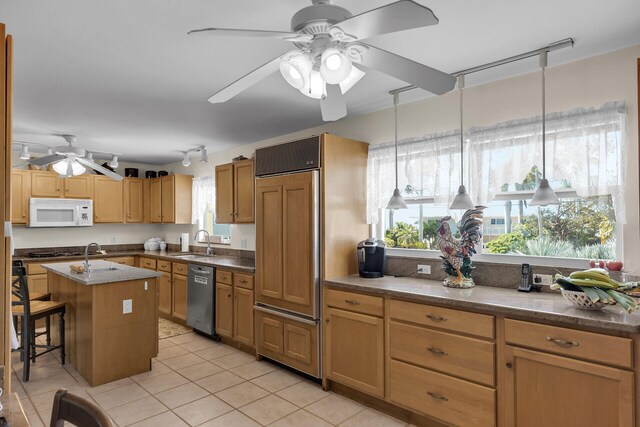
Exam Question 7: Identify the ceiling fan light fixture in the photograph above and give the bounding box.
[338,65,365,94]
[319,47,352,84]
[109,155,119,168]
[52,159,86,177]
[279,52,313,90]
[300,70,326,99]
[19,144,30,160]
[182,152,191,167]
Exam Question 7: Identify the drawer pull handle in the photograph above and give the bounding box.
[426,314,447,322]
[426,391,448,402]
[546,336,579,347]
[239,279,248,283]
[345,299,360,305]
[427,346,448,357]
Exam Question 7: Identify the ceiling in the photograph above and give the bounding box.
[2,0,639,164]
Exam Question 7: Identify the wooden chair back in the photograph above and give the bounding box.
[50,389,113,427]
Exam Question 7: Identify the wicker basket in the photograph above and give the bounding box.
[561,289,609,310]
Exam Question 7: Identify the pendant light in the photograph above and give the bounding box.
[530,51,560,206]
[449,75,475,210]
[386,92,407,210]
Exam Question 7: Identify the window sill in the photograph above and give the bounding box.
[386,247,591,269]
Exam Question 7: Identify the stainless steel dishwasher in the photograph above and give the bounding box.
[186,264,219,340]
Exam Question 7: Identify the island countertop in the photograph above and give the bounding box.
[42,260,162,285]
[325,275,640,334]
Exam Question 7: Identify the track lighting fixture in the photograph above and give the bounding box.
[199,148,208,163]
[182,152,191,167]
[109,155,119,168]
[19,144,29,160]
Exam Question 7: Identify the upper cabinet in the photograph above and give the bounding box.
[149,178,162,223]
[11,169,30,224]
[63,175,93,199]
[215,159,254,224]
[93,176,123,223]
[124,178,144,223]
[160,174,192,224]
[30,171,63,198]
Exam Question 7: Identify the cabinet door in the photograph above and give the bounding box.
[11,170,30,224]
[504,345,633,427]
[256,182,282,300]
[142,179,151,223]
[63,175,93,199]
[27,274,49,294]
[215,164,234,224]
[31,171,63,198]
[233,287,254,347]
[233,160,254,223]
[161,176,175,223]
[124,178,144,223]
[93,176,124,223]
[150,178,162,223]
[257,313,284,354]
[158,272,172,316]
[172,273,188,321]
[326,307,384,398]
[216,283,233,338]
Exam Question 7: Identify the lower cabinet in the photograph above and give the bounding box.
[215,270,255,347]
[234,287,254,346]
[172,273,188,321]
[216,283,233,338]
[158,272,172,316]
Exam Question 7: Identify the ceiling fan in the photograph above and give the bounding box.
[26,135,124,181]
[190,0,456,121]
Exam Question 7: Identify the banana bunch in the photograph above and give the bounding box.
[552,268,639,313]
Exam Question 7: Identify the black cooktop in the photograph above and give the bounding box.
[27,251,83,258]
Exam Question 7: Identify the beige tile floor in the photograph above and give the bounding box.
[11,331,411,427]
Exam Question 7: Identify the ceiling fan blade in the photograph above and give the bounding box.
[76,157,124,181]
[356,43,456,95]
[320,84,347,122]
[208,55,284,103]
[27,154,65,167]
[188,28,313,43]
[330,0,438,41]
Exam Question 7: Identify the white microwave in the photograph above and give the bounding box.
[29,198,93,227]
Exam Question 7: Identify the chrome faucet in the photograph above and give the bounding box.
[194,229,213,256]
[84,242,102,273]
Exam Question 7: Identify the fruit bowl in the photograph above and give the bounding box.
[561,289,609,310]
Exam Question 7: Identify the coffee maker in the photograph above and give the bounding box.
[357,238,386,278]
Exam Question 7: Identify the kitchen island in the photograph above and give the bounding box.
[44,260,162,386]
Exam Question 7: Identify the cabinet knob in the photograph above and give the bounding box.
[426,391,448,402]
[344,299,360,305]
[506,362,513,369]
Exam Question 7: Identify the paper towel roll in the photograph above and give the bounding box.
[181,233,190,252]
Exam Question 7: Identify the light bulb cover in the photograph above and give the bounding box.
[320,47,352,85]
[339,65,365,94]
[19,145,30,160]
[182,153,191,167]
[279,52,313,90]
[53,159,86,177]
[300,70,326,99]
[449,185,475,210]
[386,188,408,210]
[109,155,119,168]
[529,178,560,206]
[199,148,208,163]
[46,147,53,156]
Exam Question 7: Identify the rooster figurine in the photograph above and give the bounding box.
[437,206,486,288]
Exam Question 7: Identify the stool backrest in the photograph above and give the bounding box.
[11,262,30,315]
[50,389,113,427]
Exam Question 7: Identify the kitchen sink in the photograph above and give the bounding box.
[89,266,120,272]
[173,254,201,260]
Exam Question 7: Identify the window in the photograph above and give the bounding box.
[369,102,626,260]
[192,176,231,243]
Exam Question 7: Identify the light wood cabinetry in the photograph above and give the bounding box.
[139,257,156,270]
[93,176,123,223]
[215,269,255,347]
[215,159,254,224]
[30,171,63,197]
[124,178,144,223]
[149,178,162,223]
[161,175,175,223]
[63,175,93,199]
[158,272,172,316]
[160,174,192,224]
[172,269,188,321]
[27,274,48,294]
[11,169,30,223]
[107,256,135,266]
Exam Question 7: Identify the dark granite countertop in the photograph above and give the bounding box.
[325,275,640,334]
[16,250,255,273]
[43,260,162,285]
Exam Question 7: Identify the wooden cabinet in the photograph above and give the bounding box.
[503,345,633,427]
[142,179,151,223]
[139,257,156,270]
[93,176,123,223]
[161,175,175,223]
[215,269,255,347]
[11,169,30,224]
[106,256,135,266]
[149,178,162,223]
[27,274,48,294]
[160,174,192,224]
[124,178,144,223]
[63,175,93,199]
[158,272,172,316]
[30,171,63,197]
[172,272,188,321]
[215,159,254,224]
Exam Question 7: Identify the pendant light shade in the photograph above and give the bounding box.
[53,158,86,177]
[386,92,407,210]
[300,70,326,99]
[530,51,560,207]
[280,52,313,90]
[338,65,366,94]
[449,75,474,210]
[319,47,352,85]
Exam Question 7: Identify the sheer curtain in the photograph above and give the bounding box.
[192,176,215,228]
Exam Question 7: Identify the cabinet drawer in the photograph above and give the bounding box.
[390,321,495,386]
[326,288,383,317]
[26,263,48,275]
[107,257,135,266]
[390,359,495,427]
[157,260,171,272]
[172,263,188,275]
[139,257,157,270]
[505,319,633,368]
[390,299,494,339]
[216,270,232,285]
[233,273,254,290]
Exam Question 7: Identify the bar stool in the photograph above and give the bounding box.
[11,264,66,382]
[50,389,113,427]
